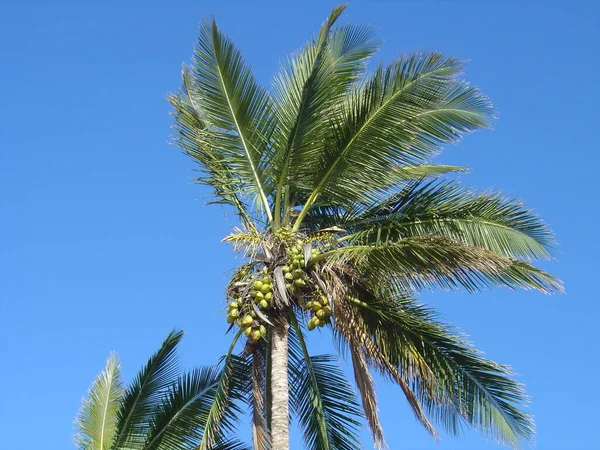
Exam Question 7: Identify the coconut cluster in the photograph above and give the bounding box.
[282,241,319,294]
[249,272,273,309]
[305,294,332,330]
[225,233,333,341]
[226,300,268,342]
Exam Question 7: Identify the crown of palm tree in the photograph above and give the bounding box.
[165,4,561,449]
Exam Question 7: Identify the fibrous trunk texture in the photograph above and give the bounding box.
[270,316,290,450]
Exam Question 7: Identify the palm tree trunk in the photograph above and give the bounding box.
[270,315,290,449]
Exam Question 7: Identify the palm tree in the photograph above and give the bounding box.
[74,330,249,450]
[168,4,562,449]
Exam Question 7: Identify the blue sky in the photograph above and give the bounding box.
[1,0,598,448]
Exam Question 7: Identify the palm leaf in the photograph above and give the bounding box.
[348,341,386,449]
[343,292,535,448]
[142,366,221,450]
[289,314,363,450]
[75,353,124,450]
[317,236,562,294]
[112,331,183,449]
[197,332,248,450]
[341,180,554,261]
[169,87,254,227]
[184,19,275,221]
[271,5,379,226]
[294,53,493,229]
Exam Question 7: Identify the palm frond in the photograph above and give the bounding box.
[289,315,363,450]
[75,353,124,450]
[341,180,554,261]
[294,53,493,229]
[169,87,254,226]
[182,19,275,221]
[143,366,221,450]
[271,5,379,226]
[318,236,562,294]
[197,332,248,450]
[348,341,386,449]
[113,331,183,449]
[342,292,536,448]
[206,438,253,450]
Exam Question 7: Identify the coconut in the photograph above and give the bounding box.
[305,301,313,309]
[255,291,265,300]
[311,302,322,312]
[307,319,316,331]
[244,326,252,336]
[253,280,263,291]
[292,269,304,279]
[250,290,258,298]
[322,306,332,315]
[316,309,326,319]
[259,325,267,337]
[251,329,262,341]
[282,265,290,273]
[284,272,294,281]
[259,300,269,309]
[242,315,253,326]
[236,319,243,327]
[229,308,239,318]
[260,284,271,294]
[264,292,272,301]
[226,315,235,324]
[319,295,328,305]
[294,278,306,288]
[229,301,239,309]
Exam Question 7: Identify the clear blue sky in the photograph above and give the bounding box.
[1,0,598,448]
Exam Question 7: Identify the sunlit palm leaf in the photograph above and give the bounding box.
[319,235,562,294]
[343,292,535,448]
[341,180,554,261]
[169,87,256,228]
[112,331,183,449]
[183,19,275,221]
[294,52,493,228]
[271,6,379,226]
[197,333,248,450]
[143,367,221,450]
[75,353,124,450]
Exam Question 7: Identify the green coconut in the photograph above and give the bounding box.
[229,308,239,318]
[259,300,269,309]
[292,269,304,279]
[264,292,272,301]
[244,326,252,336]
[294,278,306,288]
[242,315,253,326]
[260,283,271,294]
[253,280,263,290]
[316,309,327,319]
[251,329,261,341]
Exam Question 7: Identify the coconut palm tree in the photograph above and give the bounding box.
[74,330,249,450]
[168,5,562,449]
